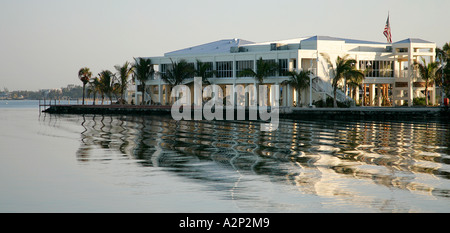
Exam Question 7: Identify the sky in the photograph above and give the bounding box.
[1,0,450,91]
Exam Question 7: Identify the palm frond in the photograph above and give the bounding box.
[78,67,92,84]
[238,68,256,78]
[161,59,196,88]
[132,58,154,84]
[237,58,278,84]
[114,61,134,100]
[322,54,364,107]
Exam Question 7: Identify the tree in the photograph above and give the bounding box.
[322,54,365,107]
[78,67,92,105]
[87,76,100,105]
[414,57,440,106]
[161,59,196,87]
[436,44,448,64]
[282,70,311,107]
[114,61,134,103]
[443,65,450,98]
[161,59,196,104]
[436,42,450,100]
[98,70,115,104]
[238,57,278,84]
[347,70,365,104]
[133,58,154,105]
[195,59,214,85]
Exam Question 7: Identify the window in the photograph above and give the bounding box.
[263,59,277,77]
[216,61,233,78]
[196,61,214,78]
[236,60,254,75]
[359,60,394,77]
[159,64,172,78]
[279,59,289,76]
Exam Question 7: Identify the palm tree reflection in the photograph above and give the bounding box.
[76,114,450,202]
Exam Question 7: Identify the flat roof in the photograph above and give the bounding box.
[393,38,434,44]
[164,39,254,56]
[302,35,386,45]
[162,36,434,56]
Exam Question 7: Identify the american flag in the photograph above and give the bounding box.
[383,14,392,43]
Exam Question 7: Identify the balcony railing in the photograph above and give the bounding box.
[394,70,420,79]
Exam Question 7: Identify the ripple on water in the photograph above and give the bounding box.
[60,114,450,212]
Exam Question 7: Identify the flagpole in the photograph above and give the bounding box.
[383,11,392,44]
[388,11,391,43]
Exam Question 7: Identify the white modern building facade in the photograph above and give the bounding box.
[131,35,437,107]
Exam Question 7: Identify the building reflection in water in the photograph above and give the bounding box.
[73,113,450,209]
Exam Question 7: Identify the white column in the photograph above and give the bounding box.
[370,84,376,106]
[158,83,163,105]
[135,81,139,105]
[254,56,258,74]
[408,44,414,106]
[287,84,292,107]
[233,56,237,78]
[377,85,382,106]
[355,86,360,104]
[287,59,292,72]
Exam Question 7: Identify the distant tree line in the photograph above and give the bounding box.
[0,85,84,100]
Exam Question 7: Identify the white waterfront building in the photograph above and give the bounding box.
[131,35,437,107]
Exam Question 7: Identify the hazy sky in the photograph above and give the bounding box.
[1,0,450,91]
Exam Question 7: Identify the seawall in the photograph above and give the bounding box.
[42,105,450,121]
[281,107,450,121]
[42,105,172,115]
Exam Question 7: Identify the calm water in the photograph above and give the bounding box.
[1,100,450,212]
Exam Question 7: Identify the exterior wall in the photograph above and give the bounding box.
[135,37,437,107]
[391,41,437,106]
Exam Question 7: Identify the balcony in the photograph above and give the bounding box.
[394,70,420,80]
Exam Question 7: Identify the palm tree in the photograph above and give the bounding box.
[162,59,196,87]
[78,67,92,105]
[414,57,440,106]
[441,42,450,61]
[347,74,365,104]
[114,61,134,104]
[132,58,154,105]
[87,77,98,105]
[112,82,122,102]
[282,70,311,107]
[322,54,365,107]
[443,65,450,99]
[98,70,115,104]
[238,57,278,84]
[161,59,196,104]
[195,59,214,83]
[437,42,450,100]
[437,43,450,71]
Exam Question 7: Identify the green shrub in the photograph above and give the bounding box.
[313,97,351,108]
[413,97,426,106]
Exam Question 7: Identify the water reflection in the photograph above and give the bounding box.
[60,113,450,211]
[70,115,450,197]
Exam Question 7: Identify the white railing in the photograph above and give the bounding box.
[311,75,350,103]
[395,69,421,79]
